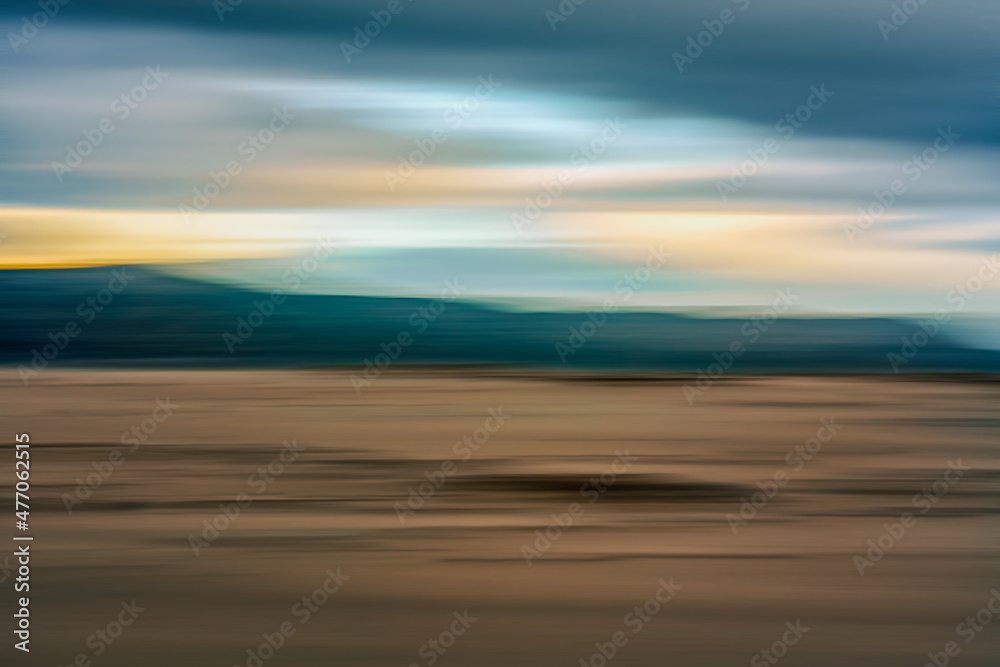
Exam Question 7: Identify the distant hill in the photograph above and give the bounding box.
[1,266,997,373]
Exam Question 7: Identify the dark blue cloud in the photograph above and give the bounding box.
[3,0,997,146]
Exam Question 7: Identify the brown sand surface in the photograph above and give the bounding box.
[1,371,997,666]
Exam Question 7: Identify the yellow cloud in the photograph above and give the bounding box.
[0,207,299,268]
[547,209,1000,291]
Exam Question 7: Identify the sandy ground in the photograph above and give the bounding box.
[1,370,998,666]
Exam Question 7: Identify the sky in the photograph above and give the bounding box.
[2,0,999,314]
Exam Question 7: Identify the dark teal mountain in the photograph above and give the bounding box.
[2,266,996,373]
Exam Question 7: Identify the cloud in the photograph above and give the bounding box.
[1,4,998,314]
